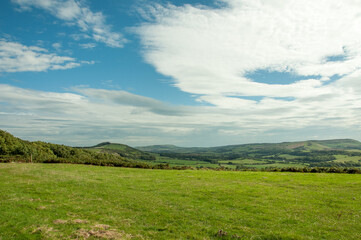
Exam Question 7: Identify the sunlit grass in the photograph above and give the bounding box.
[333,155,361,163]
[0,163,360,239]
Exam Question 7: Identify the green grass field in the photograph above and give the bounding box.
[1,163,360,239]
[333,155,361,163]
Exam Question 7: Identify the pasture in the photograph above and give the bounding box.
[0,163,360,239]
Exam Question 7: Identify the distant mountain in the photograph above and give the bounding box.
[136,139,361,168]
[136,144,191,153]
[136,139,361,154]
[85,142,156,160]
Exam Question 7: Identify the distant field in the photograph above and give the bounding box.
[1,163,360,239]
[150,156,219,168]
[334,155,361,163]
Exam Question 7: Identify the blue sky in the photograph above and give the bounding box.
[0,0,198,104]
[1,0,361,146]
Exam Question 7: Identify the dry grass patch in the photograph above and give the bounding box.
[53,218,89,225]
[76,225,133,239]
[72,219,89,224]
[51,219,132,239]
[53,219,68,225]
[31,225,58,239]
[94,224,111,229]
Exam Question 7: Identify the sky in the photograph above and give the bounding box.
[0,0,361,147]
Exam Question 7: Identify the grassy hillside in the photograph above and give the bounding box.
[0,163,360,239]
[136,144,186,152]
[85,142,156,160]
[2,129,360,171]
[137,139,361,169]
[138,139,361,153]
[312,139,361,150]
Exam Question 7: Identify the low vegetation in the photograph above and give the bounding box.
[0,163,360,239]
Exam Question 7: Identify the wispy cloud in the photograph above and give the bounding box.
[2,0,361,146]
[12,0,126,48]
[1,84,360,146]
[74,87,194,116]
[0,39,91,72]
[135,0,361,105]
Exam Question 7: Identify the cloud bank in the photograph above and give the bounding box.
[1,83,360,146]
[136,0,361,104]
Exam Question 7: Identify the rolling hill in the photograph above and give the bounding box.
[2,128,361,170]
[0,129,148,168]
[84,142,156,160]
[136,139,361,169]
[137,139,361,154]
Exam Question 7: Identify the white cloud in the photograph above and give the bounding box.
[73,87,194,116]
[0,84,360,146]
[0,39,90,72]
[12,0,126,48]
[2,0,361,146]
[135,0,361,104]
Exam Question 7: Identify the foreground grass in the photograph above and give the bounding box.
[0,164,360,239]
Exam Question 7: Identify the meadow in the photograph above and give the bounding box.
[1,163,360,239]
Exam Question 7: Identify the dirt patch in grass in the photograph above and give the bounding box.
[72,219,89,224]
[51,220,133,239]
[53,218,89,225]
[32,226,58,239]
[76,225,133,239]
[32,226,54,234]
[53,219,68,224]
[94,224,111,229]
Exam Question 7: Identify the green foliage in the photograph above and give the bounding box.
[0,129,146,168]
[0,130,194,170]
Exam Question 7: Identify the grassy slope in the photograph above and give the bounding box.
[137,139,361,169]
[85,143,155,160]
[333,155,361,163]
[314,139,361,149]
[1,163,360,239]
[137,139,361,153]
